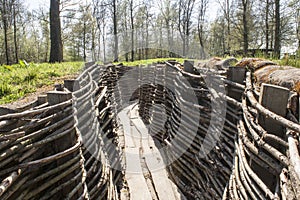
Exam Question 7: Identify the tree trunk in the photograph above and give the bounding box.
[83,21,86,62]
[226,0,231,53]
[91,24,96,61]
[197,0,208,59]
[130,0,134,62]
[242,0,249,56]
[98,31,101,61]
[113,0,118,62]
[274,0,281,58]
[2,0,10,65]
[145,19,149,59]
[265,0,269,57]
[102,22,106,63]
[297,8,300,50]
[186,26,190,56]
[13,4,18,64]
[49,0,63,63]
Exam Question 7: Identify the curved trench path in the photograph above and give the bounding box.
[118,104,186,200]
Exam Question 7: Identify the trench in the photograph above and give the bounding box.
[0,60,300,200]
[101,62,237,199]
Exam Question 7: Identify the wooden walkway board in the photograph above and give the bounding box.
[118,104,185,200]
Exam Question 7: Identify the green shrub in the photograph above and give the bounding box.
[24,71,38,82]
[46,71,60,77]
[0,83,12,98]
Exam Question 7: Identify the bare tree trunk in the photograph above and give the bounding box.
[297,7,300,50]
[13,4,18,64]
[1,0,10,65]
[49,0,63,63]
[178,0,195,57]
[274,0,281,58]
[130,0,134,61]
[113,0,118,62]
[265,0,269,57]
[226,0,231,53]
[83,21,86,62]
[97,31,101,61]
[145,13,149,59]
[102,23,106,63]
[297,10,300,50]
[242,0,249,56]
[197,0,208,59]
[91,23,96,61]
[217,0,231,54]
[182,36,186,56]
[186,25,190,56]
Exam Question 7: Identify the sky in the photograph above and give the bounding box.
[25,0,220,21]
[24,0,47,11]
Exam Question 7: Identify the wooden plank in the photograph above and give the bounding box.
[119,104,185,200]
[227,67,245,100]
[118,106,152,200]
[129,106,184,200]
[46,91,81,199]
[255,83,290,193]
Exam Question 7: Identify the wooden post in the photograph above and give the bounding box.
[183,60,195,74]
[227,67,245,101]
[64,79,80,92]
[47,91,81,199]
[47,91,72,106]
[258,84,290,141]
[85,61,96,70]
[38,95,47,105]
[254,83,290,192]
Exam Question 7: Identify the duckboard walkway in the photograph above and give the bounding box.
[118,104,185,200]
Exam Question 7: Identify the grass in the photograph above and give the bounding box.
[278,58,300,68]
[0,58,185,105]
[1,56,298,105]
[0,61,84,105]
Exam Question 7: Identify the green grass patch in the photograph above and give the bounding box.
[278,58,300,68]
[0,61,84,105]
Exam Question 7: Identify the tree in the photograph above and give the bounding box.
[112,0,118,62]
[217,0,233,54]
[288,0,299,51]
[242,0,249,55]
[197,0,208,59]
[208,18,227,56]
[158,0,176,57]
[93,0,119,62]
[178,0,196,57]
[274,0,281,58]
[93,0,108,62]
[129,0,134,61]
[13,1,19,63]
[265,0,270,57]
[0,0,11,64]
[49,0,63,62]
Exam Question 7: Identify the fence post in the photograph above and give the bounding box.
[258,83,290,145]
[38,95,47,105]
[64,79,80,92]
[47,91,81,199]
[254,83,290,192]
[183,60,195,74]
[227,67,245,101]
